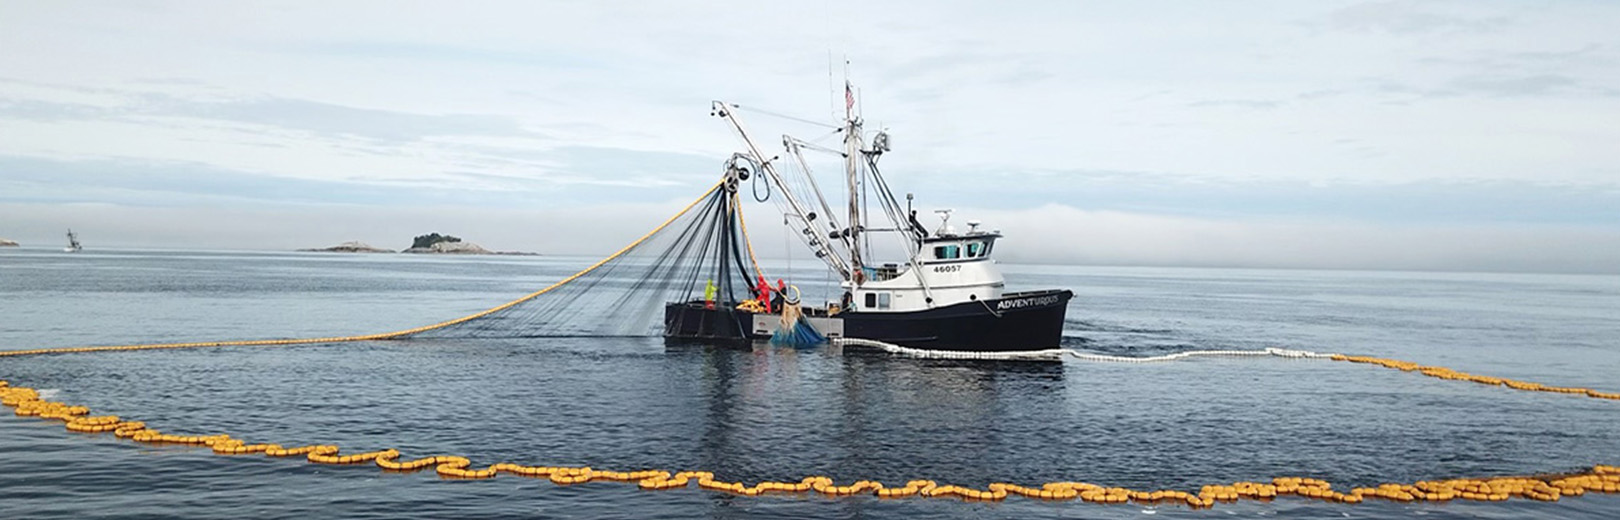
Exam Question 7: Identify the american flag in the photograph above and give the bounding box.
[844,81,855,114]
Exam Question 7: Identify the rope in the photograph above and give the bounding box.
[1,379,1614,507]
[732,192,766,282]
[0,181,725,359]
[832,338,1620,401]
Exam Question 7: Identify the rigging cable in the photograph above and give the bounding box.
[730,103,840,130]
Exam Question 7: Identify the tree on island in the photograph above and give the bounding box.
[410,233,462,249]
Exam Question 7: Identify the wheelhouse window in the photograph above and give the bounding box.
[864,293,877,308]
[933,244,960,260]
[966,241,984,258]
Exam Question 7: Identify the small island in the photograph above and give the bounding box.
[300,233,535,255]
[299,240,393,253]
[0,238,18,247]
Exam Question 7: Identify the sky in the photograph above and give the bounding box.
[1,1,1618,273]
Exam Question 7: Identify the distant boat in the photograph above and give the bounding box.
[64,229,82,253]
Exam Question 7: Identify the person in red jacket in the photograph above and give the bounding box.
[755,275,772,313]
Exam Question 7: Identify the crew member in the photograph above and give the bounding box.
[704,279,717,310]
[908,209,928,246]
[771,278,788,311]
[755,275,772,313]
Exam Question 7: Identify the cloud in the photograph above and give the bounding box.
[968,204,1620,274]
[0,81,538,143]
[1443,74,1582,97]
[1419,43,1610,70]
[1186,98,1283,110]
[903,168,1620,227]
[0,97,114,121]
[0,80,724,194]
[1360,74,1612,100]
[167,97,536,142]
[293,41,603,69]
[1320,1,1511,34]
[0,152,716,208]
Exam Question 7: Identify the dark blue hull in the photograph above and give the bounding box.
[664,289,1072,351]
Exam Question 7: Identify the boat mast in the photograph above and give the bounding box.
[843,83,864,283]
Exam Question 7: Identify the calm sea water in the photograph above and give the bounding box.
[1,248,1617,519]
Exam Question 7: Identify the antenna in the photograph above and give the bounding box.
[827,51,835,122]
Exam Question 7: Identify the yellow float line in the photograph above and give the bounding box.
[1329,355,1620,400]
[3,380,1617,508]
[0,181,724,360]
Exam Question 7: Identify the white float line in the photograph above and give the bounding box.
[832,338,1336,362]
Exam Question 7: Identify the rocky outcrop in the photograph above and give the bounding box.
[408,233,460,250]
[400,232,535,254]
[402,240,494,254]
[0,238,18,247]
[299,241,392,253]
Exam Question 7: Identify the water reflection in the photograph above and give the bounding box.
[665,340,1068,486]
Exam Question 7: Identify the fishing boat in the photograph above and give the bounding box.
[64,229,82,253]
[663,87,1072,351]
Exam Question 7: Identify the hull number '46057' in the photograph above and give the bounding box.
[933,265,961,273]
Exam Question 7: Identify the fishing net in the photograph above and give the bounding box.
[404,180,767,340]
